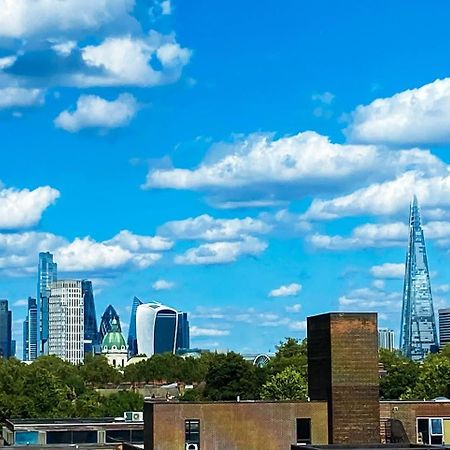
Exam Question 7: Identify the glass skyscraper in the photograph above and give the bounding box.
[0,300,12,358]
[37,252,57,355]
[176,312,190,350]
[82,280,100,355]
[127,296,143,357]
[400,196,439,361]
[23,297,38,361]
[99,305,122,342]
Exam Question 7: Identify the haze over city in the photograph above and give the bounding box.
[2,0,450,358]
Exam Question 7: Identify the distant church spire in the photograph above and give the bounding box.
[400,196,438,360]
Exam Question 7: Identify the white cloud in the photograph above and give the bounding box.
[338,287,402,311]
[190,326,230,337]
[435,284,450,294]
[0,88,44,109]
[152,279,174,290]
[104,230,173,251]
[312,91,335,104]
[161,0,171,14]
[303,171,450,220]
[0,0,136,38]
[269,283,302,297]
[174,236,267,265]
[143,131,444,205]
[288,320,307,331]
[0,230,170,275]
[54,93,139,132]
[159,214,271,241]
[0,185,59,230]
[370,263,405,279]
[346,78,450,146]
[309,222,407,250]
[51,41,77,56]
[285,304,302,313]
[77,33,191,87]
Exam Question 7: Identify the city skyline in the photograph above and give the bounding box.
[3,1,450,355]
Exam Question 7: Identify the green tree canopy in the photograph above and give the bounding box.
[266,338,308,377]
[260,367,307,401]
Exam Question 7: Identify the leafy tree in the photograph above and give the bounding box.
[204,352,259,400]
[260,367,307,400]
[98,391,144,416]
[406,353,450,400]
[379,349,419,399]
[267,338,308,377]
[79,354,122,387]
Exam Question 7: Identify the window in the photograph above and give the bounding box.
[46,431,72,444]
[417,418,443,445]
[185,419,200,446]
[72,431,97,444]
[296,418,311,445]
[105,429,132,443]
[131,430,144,443]
[15,431,39,445]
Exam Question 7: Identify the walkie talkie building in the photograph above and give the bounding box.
[400,196,438,361]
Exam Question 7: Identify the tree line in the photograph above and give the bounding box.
[2,338,449,421]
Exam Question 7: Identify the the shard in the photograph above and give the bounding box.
[400,196,439,360]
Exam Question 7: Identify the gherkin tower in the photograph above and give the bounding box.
[400,196,438,361]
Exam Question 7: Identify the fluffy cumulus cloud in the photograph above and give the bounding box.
[152,279,175,290]
[73,33,191,87]
[105,230,173,251]
[370,263,405,279]
[268,283,302,297]
[346,78,450,146]
[159,214,271,241]
[0,88,45,109]
[143,131,444,206]
[0,0,136,39]
[303,171,450,220]
[54,93,139,132]
[309,222,408,250]
[175,236,267,265]
[0,229,171,275]
[0,185,60,230]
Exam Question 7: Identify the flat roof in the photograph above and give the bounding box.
[6,418,143,429]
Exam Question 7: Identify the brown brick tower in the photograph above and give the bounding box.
[307,312,380,444]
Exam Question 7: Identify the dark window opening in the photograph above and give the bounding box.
[131,429,144,443]
[106,429,132,443]
[185,419,200,447]
[296,418,311,445]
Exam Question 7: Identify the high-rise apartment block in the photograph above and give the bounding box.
[23,297,38,361]
[37,252,57,355]
[378,328,395,351]
[48,280,84,364]
[439,308,450,349]
[0,300,12,358]
[400,197,438,361]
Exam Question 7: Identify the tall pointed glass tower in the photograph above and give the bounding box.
[400,196,438,360]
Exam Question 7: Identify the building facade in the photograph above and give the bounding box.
[23,297,38,361]
[101,319,128,369]
[378,328,395,351]
[82,280,99,355]
[136,303,178,357]
[439,308,450,349]
[400,196,439,361]
[127,296,143,357]
[37,252,57,355]
[48,280,84,364]
[0,300,12,358]
[176,312,190,350]
[99,305,122,343]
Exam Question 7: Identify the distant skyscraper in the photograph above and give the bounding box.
[99,305,122,342]
[127,296,143,357]
[439,308,450,349]
[82,280,100,355]
[48,280,84,364]
[23,297,38,361]
[400,196,439,361]
[176,312,190,350]
[37,252,57,355]
[378,328,395,351]
[136,303,178,357]
[0,300,12,358]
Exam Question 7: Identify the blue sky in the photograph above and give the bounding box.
[2,0,450,356]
